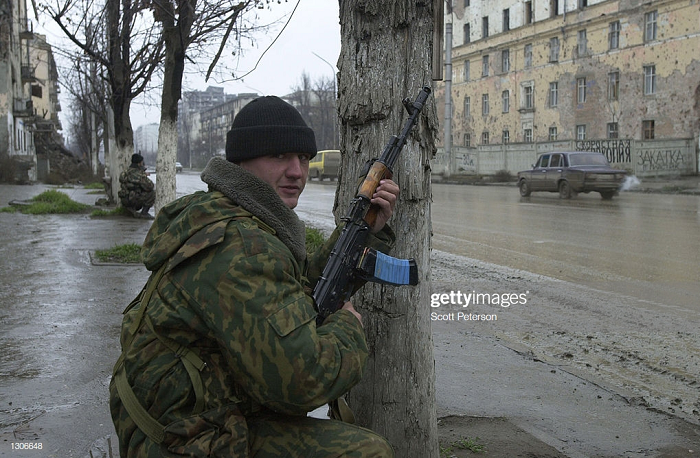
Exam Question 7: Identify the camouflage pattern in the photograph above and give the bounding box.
[118,164,155,210]
[110,168,395,457]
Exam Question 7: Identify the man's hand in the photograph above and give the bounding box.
[369,179,399,234]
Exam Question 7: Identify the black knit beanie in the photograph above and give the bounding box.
[131,153,144,164]
[225,96,317,163]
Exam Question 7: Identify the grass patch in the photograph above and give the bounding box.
[7,190,91,214]
[84,182,105,189]
[306,226,326,253]
[94,243,142,264]
[453,437,486,453]
[0,206,18,213]
[440,437,486,457]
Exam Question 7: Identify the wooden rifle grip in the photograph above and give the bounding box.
[357,161,392,228]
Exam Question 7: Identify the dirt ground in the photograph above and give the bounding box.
[438,415,568,458]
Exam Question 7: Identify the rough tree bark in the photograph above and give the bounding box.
[337,1,439,456]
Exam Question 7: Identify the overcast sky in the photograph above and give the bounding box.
[38,0,342,132]
[130,0,342,129]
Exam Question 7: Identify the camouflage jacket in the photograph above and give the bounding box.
[118,164,154,206]
[110,157,395,457]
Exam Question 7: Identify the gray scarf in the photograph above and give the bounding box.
[201,156,307,263]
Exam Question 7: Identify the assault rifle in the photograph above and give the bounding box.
[313,86,431,324]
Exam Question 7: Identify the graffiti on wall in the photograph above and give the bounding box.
[575,140,632,163]
[637,149,685,171]
[457,153,476,172]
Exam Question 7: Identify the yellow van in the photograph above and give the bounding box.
[308,150,341,180]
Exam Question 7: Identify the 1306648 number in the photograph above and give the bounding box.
[11,442,43,450]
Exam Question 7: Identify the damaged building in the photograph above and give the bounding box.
[436,0,700,177]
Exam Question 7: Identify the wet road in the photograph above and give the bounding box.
[0,184,151,457]
[299,179,700,315]
[430,184,700,314]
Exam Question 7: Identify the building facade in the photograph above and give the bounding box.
[176,86,240,168]
[134,123,159,164]
[436,0,700,176]
[198,93,257,161]
[0,0,37,180]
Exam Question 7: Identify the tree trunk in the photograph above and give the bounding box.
[337,1,439,456]
[107,0,136,200]
[155,1,196,213]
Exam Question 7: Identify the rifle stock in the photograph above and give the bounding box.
[312,86,431,324]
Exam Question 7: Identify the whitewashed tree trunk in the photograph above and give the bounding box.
[155,119,178,214]
[337,1,439,456]
[107,105,132,204]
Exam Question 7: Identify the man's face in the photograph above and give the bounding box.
[238,153,311,209]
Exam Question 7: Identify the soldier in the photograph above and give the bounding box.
[110,96,398,457]
[118,153,155,219]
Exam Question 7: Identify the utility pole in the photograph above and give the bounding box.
[89,24,98,176]
[444,22,453,178]
[312,51,338,149]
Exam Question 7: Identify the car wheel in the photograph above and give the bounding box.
[600,191,615,200]
[519,180,531,197]
[558,181,572,199]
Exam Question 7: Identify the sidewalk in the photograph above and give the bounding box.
[0,182,698,457]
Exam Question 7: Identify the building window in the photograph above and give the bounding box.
[578,0,587,9]
[549,126,558,140]
[607,122,619,139]
[525,2,533,24]
[482,94,489,115]
[464,0,469,7]
[463,61,470,81]
[642,120,655,139]
[482,55,489,77]
[609,21,620,50]
[503,8,510,32]
[577,124,587,140]
[549,82,558,107]
[482,16,489,38]
[464,133,471,147]
[501,49,510,73]
[524,128,533,143]
[524,85,534,109]
[502,90,510,113]
[577,30,588,56]
[550,0,559,18]
[549,37,559,62]
[644,11,657,42]
[577,77,587,103]
[464,96,471,116]
[502,130,510,144]
[644,65,656,95]
[481,131,489,145]
[608,71,619,101]
[524,44,533,68]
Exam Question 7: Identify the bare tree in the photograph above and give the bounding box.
[289,73,337,150]
[39,0,164,200]
[337,1,439,456]
[151,0,255,211]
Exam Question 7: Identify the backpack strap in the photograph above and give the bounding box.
[113,263,207,444]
